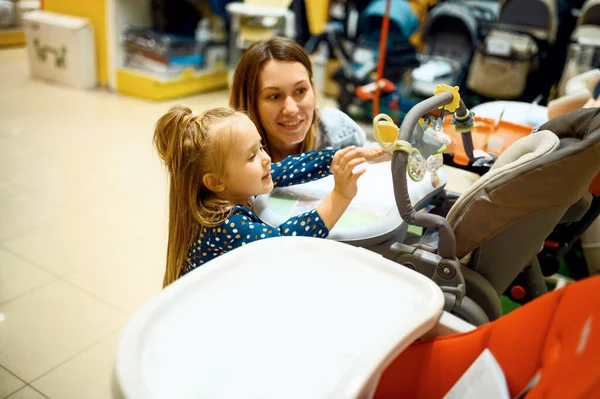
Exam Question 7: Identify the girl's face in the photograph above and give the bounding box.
[221,115,273,204]
[257,60,316,153]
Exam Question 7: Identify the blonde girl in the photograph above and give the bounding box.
[154,105,382,286]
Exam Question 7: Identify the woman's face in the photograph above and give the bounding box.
[257,60,316,153]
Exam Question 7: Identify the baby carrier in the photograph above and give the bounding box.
[466,0,558,100]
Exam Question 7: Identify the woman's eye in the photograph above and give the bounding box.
[296,88,307,95]
[267,94,279,100]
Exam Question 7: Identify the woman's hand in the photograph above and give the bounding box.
[330,146,366,201]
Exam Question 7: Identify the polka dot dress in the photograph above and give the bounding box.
[181,149,336,276]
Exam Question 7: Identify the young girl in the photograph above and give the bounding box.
[154,105,381,287]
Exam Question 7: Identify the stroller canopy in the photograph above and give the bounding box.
[422,2,478,52]
[358,0,420,40]
[499,0,558,43]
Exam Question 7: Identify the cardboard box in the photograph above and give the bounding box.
[23,10,96,88]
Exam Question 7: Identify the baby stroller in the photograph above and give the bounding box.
[408,0,497,97]
[377,90,600,324]
[466,0,558,101]
[454,69,600,294]
[322,0,423,123]
[558,0,600,96]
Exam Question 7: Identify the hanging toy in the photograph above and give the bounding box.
[408,151,427,181]
[372,114,426,182]
[427,153,443,188]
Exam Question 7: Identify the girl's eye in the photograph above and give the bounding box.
[249,153,256,161]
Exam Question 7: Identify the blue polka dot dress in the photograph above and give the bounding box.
[182,149,336,276]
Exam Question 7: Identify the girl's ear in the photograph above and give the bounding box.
[202,173,225,192]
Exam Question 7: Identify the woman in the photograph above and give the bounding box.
[229,37,368,162]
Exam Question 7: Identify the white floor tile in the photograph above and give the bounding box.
[65,241,166,314]
[4,386,47,399]
[0,191,67,242]
[0,281,127,382]
[0,248,55,305]
[32,330,121,399]
[0,367,25,398]
[0,180,22,200]
[2,211,142,276]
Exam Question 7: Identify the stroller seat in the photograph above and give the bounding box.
[388,93,600,324]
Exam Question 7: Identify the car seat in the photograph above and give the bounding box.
[381,92,600,325]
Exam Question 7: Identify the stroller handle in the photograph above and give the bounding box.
[393,92,464,259]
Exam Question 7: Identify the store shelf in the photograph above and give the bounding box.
[0,28,26,47]
[116,67,228,101]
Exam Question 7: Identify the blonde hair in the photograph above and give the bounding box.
[154,105,242,287]
[229,37,321,156]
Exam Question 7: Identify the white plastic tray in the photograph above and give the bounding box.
[115,237,444,399]
[253,161,447,242]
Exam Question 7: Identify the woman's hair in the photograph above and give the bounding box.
[154,105,241,287]
[229,37,320,155]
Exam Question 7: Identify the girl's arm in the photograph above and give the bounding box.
[271,149,335,188]
[221,147,368,252]
[219,209,329,251]
[271,147,384,188]
[315,146,366,230]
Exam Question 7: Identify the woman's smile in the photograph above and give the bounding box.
[278,119,304,131]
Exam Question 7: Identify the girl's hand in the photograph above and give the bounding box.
[359,146,392,163]
[330,146,366,200]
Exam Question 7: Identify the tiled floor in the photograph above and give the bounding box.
[0,47,480,398]
[0,47,235,398]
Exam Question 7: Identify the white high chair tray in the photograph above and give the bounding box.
[115,237,444,399]
[254,161,447,242]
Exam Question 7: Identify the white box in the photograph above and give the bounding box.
[23,10,96,88]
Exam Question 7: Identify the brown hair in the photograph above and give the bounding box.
[229,37,320,156]
[154,105,242,287]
